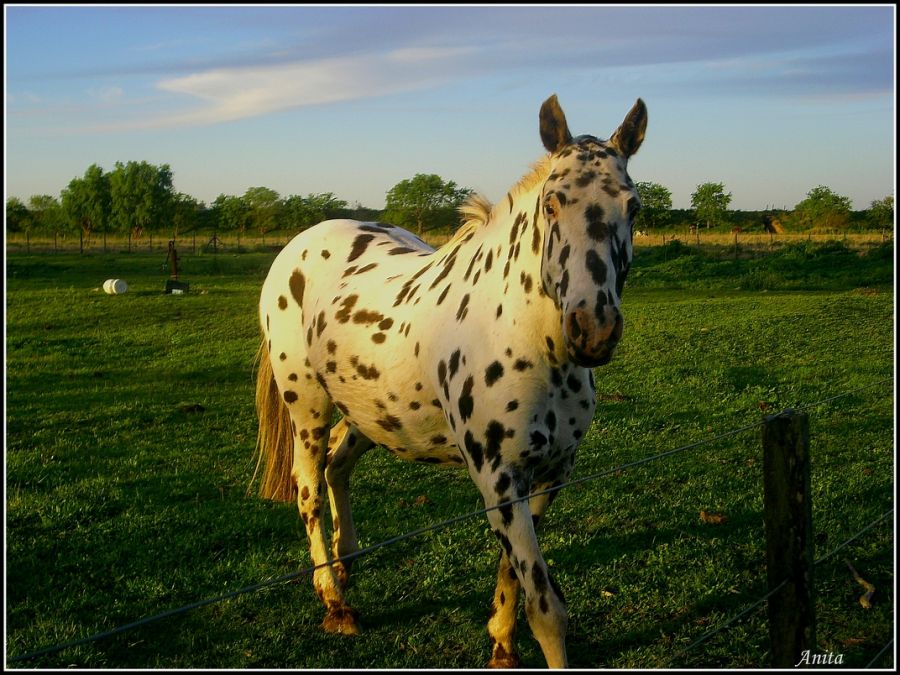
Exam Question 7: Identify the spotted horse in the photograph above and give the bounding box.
[254,95,647,668]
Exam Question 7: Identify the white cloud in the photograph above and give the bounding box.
[105,47,477,131]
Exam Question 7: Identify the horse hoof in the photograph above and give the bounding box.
[322,606,360,635]
[486,647,521,669]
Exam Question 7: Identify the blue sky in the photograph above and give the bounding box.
[4,4,895,211]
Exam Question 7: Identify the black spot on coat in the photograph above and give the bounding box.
[464,430,484,472]
[448,349,462,380]
[347,234,375,262]
[289,269,306,307]
[585,250,608,285]
[458,376,475,422]
[585,204,609,241]
[485,361,504,386]
[456,294,470,321]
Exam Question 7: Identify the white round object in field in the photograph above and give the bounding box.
[103,279,128,294]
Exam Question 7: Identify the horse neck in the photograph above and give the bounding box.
[486,183,546,283]
[434,182,565,350]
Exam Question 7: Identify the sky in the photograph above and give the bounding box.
[4,4,896,212]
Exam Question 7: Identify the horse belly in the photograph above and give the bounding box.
[311,347,464,466]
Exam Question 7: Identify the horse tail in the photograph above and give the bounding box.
[250,336,295,502]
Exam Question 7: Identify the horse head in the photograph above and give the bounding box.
[538,95,647,368]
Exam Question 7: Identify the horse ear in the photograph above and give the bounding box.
[610,98,647,158]
[540,94,573,154]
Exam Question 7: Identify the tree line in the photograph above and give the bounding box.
[5,161,363,240]
[4,162,473,242]
[5,161,894,239]
[635,181,893,233]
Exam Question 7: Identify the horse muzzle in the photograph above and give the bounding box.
[563,305,623,368]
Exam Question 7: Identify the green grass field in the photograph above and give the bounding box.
[5,239,894,668]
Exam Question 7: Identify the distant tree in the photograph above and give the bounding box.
[243,186,282,235]
[281,195,313,231]
[171,193,204,237]
[791,185,852,231]
[27,195,64,232]
[634,181,672,231]
[383,173,472,235]
[211,194,250,234]
[108,161,175,237]
[281,192,349,231]
[6,197,31,233]
[691,182,732,229]
[61,163,111,238]
[867,195,894,230]
[303,192,348,224]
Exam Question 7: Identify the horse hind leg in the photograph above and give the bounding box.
[287,389,360,636]
[324,419,374,589]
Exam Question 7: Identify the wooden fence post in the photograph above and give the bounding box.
[763,409,815,667]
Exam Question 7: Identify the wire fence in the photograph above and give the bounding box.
[7,377,894,667]
[5,228,893,255]
[667,507,895,668]
[866,639,895,668]
[4,230,299,256]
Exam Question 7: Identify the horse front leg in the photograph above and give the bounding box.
[478,483,566,668]
[486,481,567,668]
[289,400,359,635]
[486,550,522,668]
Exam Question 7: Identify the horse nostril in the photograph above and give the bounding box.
[564,306,623,363]
[597,305,622,338]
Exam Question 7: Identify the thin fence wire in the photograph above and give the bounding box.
[668,507,894,667]
[7,230,892,254]
[7,378,894,665]
[865,639,894,669]
[813,508,895,568]
[666,577,790,667]
[792,380,897,415]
